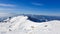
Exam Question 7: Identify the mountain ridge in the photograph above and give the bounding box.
[0,14,60,22]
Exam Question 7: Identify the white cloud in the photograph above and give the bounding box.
[0,8,14,10]
[0,12,16,17]
[32,3,43,6]
[0,3,15,7]
[0,4,18,17]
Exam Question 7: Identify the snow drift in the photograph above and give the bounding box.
[0,15,60,34]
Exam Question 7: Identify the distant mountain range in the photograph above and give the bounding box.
[23,14,60,22]
[0,14,60,22]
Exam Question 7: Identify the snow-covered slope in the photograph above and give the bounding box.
[0,16,60,34]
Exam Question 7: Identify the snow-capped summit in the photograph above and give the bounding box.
[0,15,60,34]
[9,16,28,31]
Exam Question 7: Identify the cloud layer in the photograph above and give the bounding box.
[0,12,16,17]
[32,3,43,6]
[0,3,15,7]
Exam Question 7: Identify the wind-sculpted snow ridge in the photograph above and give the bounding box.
[0,15,60,34]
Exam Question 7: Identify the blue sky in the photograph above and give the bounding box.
[0,0,60,16]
